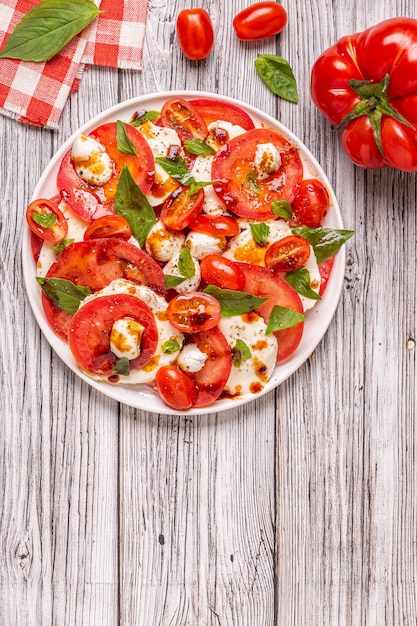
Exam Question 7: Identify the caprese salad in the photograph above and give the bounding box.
[26,95,353,411]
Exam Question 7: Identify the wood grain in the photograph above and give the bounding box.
[1,0,417,624]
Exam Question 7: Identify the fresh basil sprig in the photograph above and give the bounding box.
[36,277,91,314]
[250,223,270,246]
[30,212,57,228]
[286,268,321,300]
[130,110,160,126]
[203,285,267,317]
[271,199,292,219]
[116,120,137,156]
[265,305,305,335]
[156,156,215,195]
[0,0,103,62]
[293,226,355,264]
[164,247,195,289]
[183,138,215,156]
[255,54,298,104]
[115,165,156,247]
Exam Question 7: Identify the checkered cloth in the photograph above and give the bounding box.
[0,0,148,129]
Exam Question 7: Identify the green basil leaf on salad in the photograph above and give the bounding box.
[177,246,195,278]
[36,277,91,314]
[246,171,261,195]
[52,238,75,253]
[285,268,321,300]
[183,138,215,156]
[203,285,267,317]
[130,110,160,126]
[31,212,57,228]
[293,226,355,264]
[115,165,156,247]
[271,199,292,219]
[164,275,186,289]
[112,357,130,376]
[265,305,305,335]
[116,120,138,156]
[162,339,181,354]
[232,339,252,368]
[255,54,298,104]
[156,155,215,195]
[0,0,103,62]
[250,222,270,246]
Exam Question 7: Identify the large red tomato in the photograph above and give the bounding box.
[311,17,417,171]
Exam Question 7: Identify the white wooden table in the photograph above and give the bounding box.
[1,1,417,624]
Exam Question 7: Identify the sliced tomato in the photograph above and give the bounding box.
[160,186,204,230]
[57,122,155,221]
[155,365,198,410]
[160,98,208,142]
[42,238,166,340]
[189,97,255,130]
[292,178,330,228]
[264,234,311,272]
[200,254,246,290]
[188,213,240,238]
[167,292,221,333]
[212,128,303,219]
[68,294,158,377]
[236,262,304,362]
[186,326,232,407]
[31,231,44,263]
[26,198,68,244]
[84,214,132,241]
[318,255,336,295]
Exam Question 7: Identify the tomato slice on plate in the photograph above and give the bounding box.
[318,255,336,295]
[264,234,311,272]
[167,292,221,332]
[186,326,232,407]
[188,213,240,238]
[160,186,204,230]
[160,98,208,142]
[236,262,304,362]
[68,294,158,377]
[200,254,245,291]
[84,214,132,241]
[57,122,155,221]
[189,98,255,130]
[291,178,330,228]
[42,238,166,339]
[155,365,198,410]
[26,198,68,244]
[212,128,303,219]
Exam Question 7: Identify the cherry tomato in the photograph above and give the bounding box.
[233,2,288,41]
[186,326,232,407]
[26,198,68,244]
[212,128,303,220]
[200,254,245,291]
[155,365,198,410]
[160,98,208,142]
[68,294,158,377]
[176,8,214,61]
[167,292,221,333]
[188,214,240,238]
[292,179,330,228]
[160,186,204,231]
[84,214,132,241]
[236,262,304,362]
[57,122,155,221]
[264,234,311,272]
[318,255,336,296]
[42,238,166,340]
[189,98,255,130]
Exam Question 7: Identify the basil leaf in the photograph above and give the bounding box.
[0,0,103,62]
[164,275,186,289]
[265,305,305,335]
[271,200,292,219]
[130,110,160,126]
[52,238,75,253]
[36,277,91,314]
[112,357,130,376]
[116,120,137,156]
[162,339,181,354]
[293,226,355,264]
[115,165,156,247]
[177,247,195,278]
[31,212,56,228]
[203,285,267,317]
[286,268,321,300]
[232,339,252,368]
[255,54,298,104]
[156,156,195,186]
[250,223,270,246]
[187,180,215,195]
[246,171,261,195]
[183,138,215,156]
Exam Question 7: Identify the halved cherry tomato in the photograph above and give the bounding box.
[176,9,214,61]
[160,98,208,142]
[233,2,287,41]
[160,186,204,231]
[26,198,68,244]
[236,262,304,362]
[318,255,336,296]
[155,365,198,410]
[31,231,44,263]
[188,214,240,238]
[42,238,166,340]
[200,254,245,291]
[189,98,255,130]
[56,122,155,221]
[167,292,221,333]
[292,179,330,228]
[212,128,303,220]
[84,214,132,241]
[68,294,158,377]
[186,326,232,407]
[264,234,311,272]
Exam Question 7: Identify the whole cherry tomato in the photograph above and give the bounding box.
[176,8,214,61]
[155,366,198,410]
[291,179,330,228]
[233,2,288,41]
[311,17,417,171]
[26,198,68,244]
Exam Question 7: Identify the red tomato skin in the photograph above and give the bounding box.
[233,2,287,41]
[84,214,132,241]
[264,234,311,272]
[292,179,330,228]
[160,98,208,142]
[26,198,68,244]
[188,214,240,238]
[176,9,214,61]
[318,255,336,296]
[167,292,221,333]
[189,98,255,130]
[160,186,204,231]
[200,254,245,291]
[156,366,198,410]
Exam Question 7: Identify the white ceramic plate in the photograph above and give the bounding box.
[22,90,346,416]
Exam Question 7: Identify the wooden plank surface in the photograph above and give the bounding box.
[1,0,416,624]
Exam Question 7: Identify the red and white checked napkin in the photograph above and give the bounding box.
[0,0,148,129]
